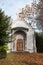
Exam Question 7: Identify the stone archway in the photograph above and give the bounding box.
[14,31,26,52]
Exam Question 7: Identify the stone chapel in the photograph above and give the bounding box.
[7,20,37,53]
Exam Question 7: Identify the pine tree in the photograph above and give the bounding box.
[0,9,11,46]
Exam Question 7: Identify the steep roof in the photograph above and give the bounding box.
[12,19,33,30]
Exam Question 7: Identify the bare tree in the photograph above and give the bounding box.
[18,5,32,20]
[36,0,43,32]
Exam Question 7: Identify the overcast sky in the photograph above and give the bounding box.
[0,0,33,20]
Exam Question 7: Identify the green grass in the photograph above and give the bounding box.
[0,52,43,65]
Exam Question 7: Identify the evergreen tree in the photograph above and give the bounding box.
[0,9,11,46]
[0,9,11,58]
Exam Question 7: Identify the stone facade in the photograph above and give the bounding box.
[7,20,37,53]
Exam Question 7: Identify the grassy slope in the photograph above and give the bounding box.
[0,52,43,65]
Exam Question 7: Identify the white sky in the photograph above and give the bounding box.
[0,0,33,20]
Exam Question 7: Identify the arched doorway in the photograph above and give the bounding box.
[14,31,26,52]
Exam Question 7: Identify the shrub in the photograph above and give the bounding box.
[0,48,7,59]
[0,44,8,59]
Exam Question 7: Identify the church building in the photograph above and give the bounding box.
[7,20,37,53]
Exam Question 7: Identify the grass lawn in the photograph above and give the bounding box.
[0,52,43,65]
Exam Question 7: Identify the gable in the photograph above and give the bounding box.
[12,20,33,31]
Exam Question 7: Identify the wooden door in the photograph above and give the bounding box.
[17,39,23,51]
